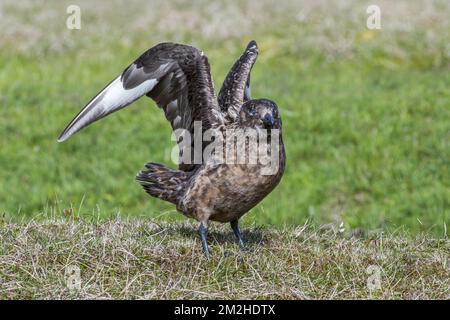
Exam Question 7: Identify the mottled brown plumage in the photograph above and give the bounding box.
[58,40,285,256]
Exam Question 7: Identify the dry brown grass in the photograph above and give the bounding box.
[0,219,448,299]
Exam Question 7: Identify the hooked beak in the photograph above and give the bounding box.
[262,113,275,128]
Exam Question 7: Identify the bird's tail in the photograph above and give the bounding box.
[135,162,189,205]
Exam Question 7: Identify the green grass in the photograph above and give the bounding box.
[0,218,448,299]
[0,0,449,236]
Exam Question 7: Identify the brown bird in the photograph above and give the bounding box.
[58,41,286,256]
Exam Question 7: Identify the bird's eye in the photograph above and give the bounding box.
[248,109,256,116]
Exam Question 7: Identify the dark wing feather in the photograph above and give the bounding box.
[58,42,224,170]
[218,40,258,122]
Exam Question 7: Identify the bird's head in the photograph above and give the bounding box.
[238,99,281,130]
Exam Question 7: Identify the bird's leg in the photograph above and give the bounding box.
[230,220,245,250]
[198,222,210,258]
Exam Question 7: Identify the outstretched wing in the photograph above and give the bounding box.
[58,42,223,170]
[218,40,258,122]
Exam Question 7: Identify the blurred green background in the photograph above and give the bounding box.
[0,0,448,235]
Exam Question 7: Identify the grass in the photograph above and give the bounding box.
[1,0,448,300]
[0,2,449,232]
[0,217,448,299]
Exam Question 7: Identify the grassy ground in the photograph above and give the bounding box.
[0,218,448,299]
[0,1,449,235]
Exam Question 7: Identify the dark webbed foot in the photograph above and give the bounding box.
[198,222,210,258]
[230,220,246,250]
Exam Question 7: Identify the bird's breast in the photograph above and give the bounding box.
[179,149,285,223]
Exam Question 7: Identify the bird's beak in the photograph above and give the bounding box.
[262,113,275,128]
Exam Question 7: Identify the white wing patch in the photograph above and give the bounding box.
[103,76,157,111]
[244,85,251,100]
[58,75,158,142]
